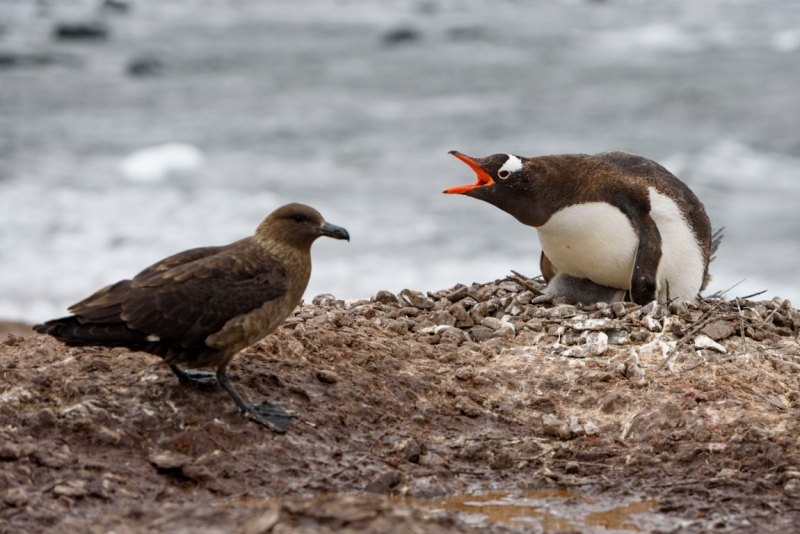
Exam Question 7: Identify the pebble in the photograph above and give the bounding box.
[399,289,435,310]
[694,335,727,354]
[607,330,628,345]
[570,318,617,331]
[455,396,482,417]
[3,487,28,507]
[148,451,190,470]
[480,317,503,331]
[542,414,573,440]
[702,320,735,341]
[372,290,400,306]
[316,370,339,383]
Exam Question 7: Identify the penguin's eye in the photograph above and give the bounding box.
[292,215,306,223]
[498,170,510,179]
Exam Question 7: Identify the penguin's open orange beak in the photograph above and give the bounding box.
[443,151,495,194]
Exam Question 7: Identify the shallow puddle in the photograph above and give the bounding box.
[395,490,666,532]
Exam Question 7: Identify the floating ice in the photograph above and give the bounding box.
[118,143,205,183]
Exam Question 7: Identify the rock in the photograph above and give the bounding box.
[399,289,434,310]
[565,461,580,474]
[639,301,659,317]
[316,370,338,383]
[630,330,652,343]
[439,327,468,345]
[95,426,122,446]
[127,55,163,77]
[584,331,608,355]
[431,310,456,327]
[385,319,409,335]
[53,480,88,498]
[623,356,645,380]
[702,320,735,341]
[583,420,600,435]
[514,291,534,305]
[492,325,515,340]
[542,414,573,440]
[570,318,617,331]
[148,451,190,470]
[642,316,661,332]
[54,22,109,40]
[396,307,420,318]
[612,302,641,318]
[491,452,513,470]
[382,27,420,46]
[695,335,727,354]
[546,306,577,319]
[451,302,474,328]
[480,317,504,331]
[419,452,447,468]
[0,442,21,460]
[470,326,494,342]
[372,290,400,306]
[599,392,630,413]
[446,287,469,302]
[3,487,27,507]
[607,330,628,345]
[455,366,475,381]
[403,441,424,463]
[455,396,482,417]
[243,504,281,534]
[364,470,403,495]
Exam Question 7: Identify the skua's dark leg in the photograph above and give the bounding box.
[216,366,292,433]
[169,365,217,387]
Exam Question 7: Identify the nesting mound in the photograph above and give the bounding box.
[2,275,800,533]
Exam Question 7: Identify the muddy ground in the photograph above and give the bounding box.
[2,276,800,533]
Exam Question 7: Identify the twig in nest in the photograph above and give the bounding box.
[332,426,394,477]
[740,290,767,300]
[655,302,722,372]
[509,270,544,296]
[705,279,745,301]
[736,297,747,355]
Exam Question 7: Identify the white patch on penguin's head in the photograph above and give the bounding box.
[497,154,523,179]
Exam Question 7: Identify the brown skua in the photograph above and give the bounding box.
[34,203,349,432]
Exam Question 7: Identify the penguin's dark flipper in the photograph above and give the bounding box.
[539,251,557,284]
[629,215,662,305]
[170,365,217,387]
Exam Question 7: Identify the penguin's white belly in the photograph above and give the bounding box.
[647,187,705,302]
[535,190,705,302]
[536,202,637,289]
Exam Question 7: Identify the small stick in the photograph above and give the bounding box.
[655,302,722,372]
[509,270,545,296]
[332,427,393,477]
[736,297,747,355]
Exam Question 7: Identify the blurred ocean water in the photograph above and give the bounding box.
[1,0,799,322]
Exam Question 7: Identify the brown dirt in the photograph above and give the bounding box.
[2,277,800,533]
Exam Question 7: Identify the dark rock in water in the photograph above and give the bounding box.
[382,28,420,46]
[0,53,53,68]
[54,22,109,40]
[127,55,163,77]
[102,0,131,12]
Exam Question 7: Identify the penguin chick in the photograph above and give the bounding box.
[34,203,349,433]
[444,150,713,305]
[545,273,626,305]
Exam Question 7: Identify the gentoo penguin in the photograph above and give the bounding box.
[34,203,350,432]
[444,150,713,305]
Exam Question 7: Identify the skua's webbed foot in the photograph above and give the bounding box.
[216,365,292,432]
[170,365,217,387]
[245,401,293,433]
